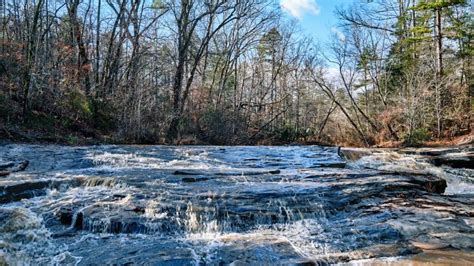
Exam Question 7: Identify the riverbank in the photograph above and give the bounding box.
[1,121,473,147]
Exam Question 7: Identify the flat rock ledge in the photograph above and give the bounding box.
[0,177,83,204]
[1,145,472,264]
[340,145,474,169]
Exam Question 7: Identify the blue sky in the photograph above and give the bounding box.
[280,0,353,45]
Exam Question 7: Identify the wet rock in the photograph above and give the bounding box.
[429,232,474,250]
[292,259,317,266]
[129,205,146,214]
[83,176,117,187]
[406,176,447,194]
[411,241,450,250]
[11,160,29,172]
[431,152,474,169]
[0,162,14,170]
[397,147,465,156]
[182,176,210,182]
[73,238,197,265]
[77,203,149,234]
[225,169,282,175]
[113,193,127,199]
[311,162,346,168]
[410,250,474,264]
[0,160,29,177]
[56,206,75,225]
[73,212,84,229]
[174,169,281,176]
[0,178,82,203]
[173,170,199,175]
[0,180,51,203]
[206,235,304,265]
[243,158,259,161]
[0,171,9,177]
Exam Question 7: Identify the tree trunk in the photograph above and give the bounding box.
[435,6,443,77]
[67,0,91,96]
[166,0,189,142]
[95,0,101,89]
[22,0,44,119]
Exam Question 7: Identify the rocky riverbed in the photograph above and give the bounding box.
[0,144,473,265]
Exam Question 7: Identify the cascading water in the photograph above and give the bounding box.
[0,144,472,264]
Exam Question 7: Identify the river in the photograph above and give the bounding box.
[0,145,473,265]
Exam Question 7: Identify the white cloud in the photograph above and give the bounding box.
[331,27,346,42]
[280,0,320,19]
[324,67,340,82]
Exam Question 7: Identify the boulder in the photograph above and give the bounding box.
[76,203,150,234]
[11,160,29,172]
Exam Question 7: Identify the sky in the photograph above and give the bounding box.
[280,0,354,46]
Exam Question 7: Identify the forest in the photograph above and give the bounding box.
[0,0,472,146]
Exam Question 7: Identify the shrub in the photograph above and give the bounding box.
[403,128,430,146]
[68,90,92,120]
[66,134,79,145]
[199,108,244,144]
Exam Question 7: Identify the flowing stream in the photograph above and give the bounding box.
[0,145,473,265]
